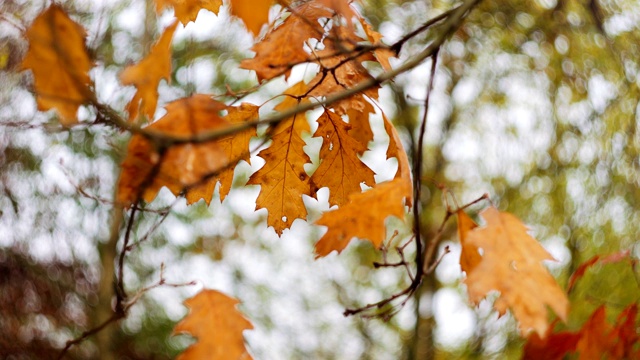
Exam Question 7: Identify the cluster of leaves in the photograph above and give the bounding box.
[14,0,640,358]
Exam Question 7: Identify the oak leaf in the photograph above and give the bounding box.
[314,116,412,256]
[229,0,273,35]
[360,19,394,71]
[247,82,311,235]
[20,4,93,125]
[457,210,481,274]
[173,289,253,360]
[308,23,379,114]
[155,0,222,25]
[464,207,569,337]
[120,21,178,123]
[310,109,375,206]
[206,103,258,202]
[240,2,332,82]
[117,95,231,206]
[345,95,374,153]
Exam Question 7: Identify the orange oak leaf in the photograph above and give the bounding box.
[208,103,258,202]
[308,23,379,114]
[20,5,93,125]
[120,21,178,123]
[173,289,253,360]
[310,109,375,206]
[247,83,311,235]
[229,0,273,35]
[464,207,569,337]
[117,95,231,206]
[314,178,410,257]
[240,2,331,82]
[345,95,374,153]
[382,113,412,196]
[457,210,481,274]
[610,304,640,359]
[317,0,356,24]
[155,0,222,25]
[360,19,394,71]
[314,116,412,257]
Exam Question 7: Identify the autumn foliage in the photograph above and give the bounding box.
[13,0,640,358]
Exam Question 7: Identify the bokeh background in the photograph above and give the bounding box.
[1,0,640,359]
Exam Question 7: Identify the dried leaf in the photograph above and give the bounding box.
[117,95,230,206]
[310,109,375,206]
[464,207,569,336]
[247,82,311,234]
[315,177,410,257]
[230,0,273,35]
[240,2,331,82]
[210,103,258,201]
[382,113,412,204]
[155,0,222,25]
[173,289,253,360]
[345,95,374,153]
[360,19,394,71]
[20,5,93,125]
[457,210,481,274]
[120,21,178,123]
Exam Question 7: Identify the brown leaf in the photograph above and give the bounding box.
[173,289,253,360]
[314,177,410,257]
[457,210,481,274]
[229,0,273,35]
[464,207,569,337]
[155,0,222,25]
[20,5,93,125]
[310,109,375,206]
[120,21,178,123]
[117,95,231,206]
[240,2,331,82]
[247,82,311,235]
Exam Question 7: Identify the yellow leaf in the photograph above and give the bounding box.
[310,109,375,206]
[117,95,231,206]
[457,210,481,274]
[465,207,569,337]
[20,5,93,125]
[173,289,253,360]
[230,0,273,35]
[155,0,223,25]
[120,21,178,123]
[314,177,410,257]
